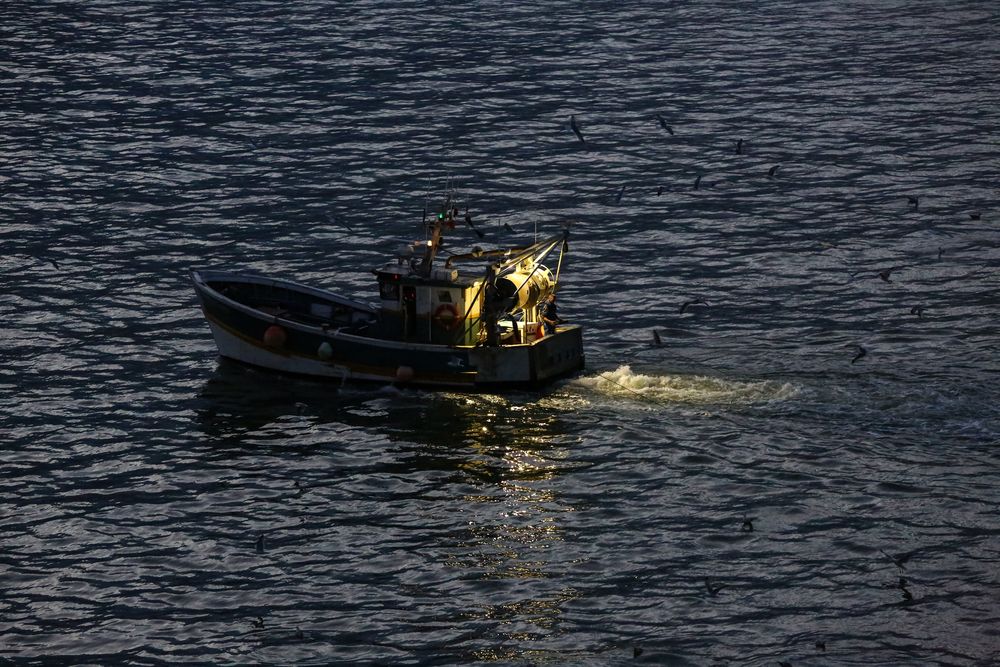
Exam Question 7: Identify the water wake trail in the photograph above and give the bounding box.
[574,364,798,406]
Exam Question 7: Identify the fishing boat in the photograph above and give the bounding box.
[191,191,584,388]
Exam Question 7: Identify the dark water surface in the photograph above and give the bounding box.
[3,1,999,664]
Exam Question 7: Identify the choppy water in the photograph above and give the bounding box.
[3,1,999,664]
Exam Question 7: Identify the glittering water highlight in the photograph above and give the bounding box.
[2,1,999,664]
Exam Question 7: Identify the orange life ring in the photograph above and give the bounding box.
[433,303,461,330]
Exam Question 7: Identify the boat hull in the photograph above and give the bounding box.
[192,270,584,389]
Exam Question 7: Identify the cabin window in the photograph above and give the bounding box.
[310,303,333,319]
[380,282,400,300]
[437,290,453,303]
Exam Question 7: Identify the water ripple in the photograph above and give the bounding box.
[3,0,999,664]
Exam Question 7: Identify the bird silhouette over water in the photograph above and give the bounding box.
[570,115,586,143]
[656,113,674,135]
[878,266,901,283]
[910,305,925,318]
[704,578,725,596]
[693,174,702,190]
[464,210,485,239]
[679,298,708,313]
[881,549,914,570]
[652,330,662,346]
[768,164,780,178]
[324,212,354,233]
[847,344,867,364]
[896,576,914,601]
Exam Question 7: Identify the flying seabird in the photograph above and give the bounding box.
[656,113,674,135]
[325,212,354,232]
[878,267,900,283]
[464,209,484,239]
[704,578,725,596]
[768,164,780,178]
[570,115,586,143]
[848,344,867,364]
[652,330,662,346]
[910,305,925,318]
[881,549,914,570]
[679,298,708,313]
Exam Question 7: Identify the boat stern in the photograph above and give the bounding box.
[469,325,584,387]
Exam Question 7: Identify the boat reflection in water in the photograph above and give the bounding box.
[193,361,586,661]
[445,397,585,661]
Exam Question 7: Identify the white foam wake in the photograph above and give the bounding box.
[574,365,797,405]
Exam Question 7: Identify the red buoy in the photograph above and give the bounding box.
[263,325,286,348]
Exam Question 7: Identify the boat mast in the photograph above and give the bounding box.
[416,189,454,277]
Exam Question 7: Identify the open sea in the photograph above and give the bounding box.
[3,1,999,665]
